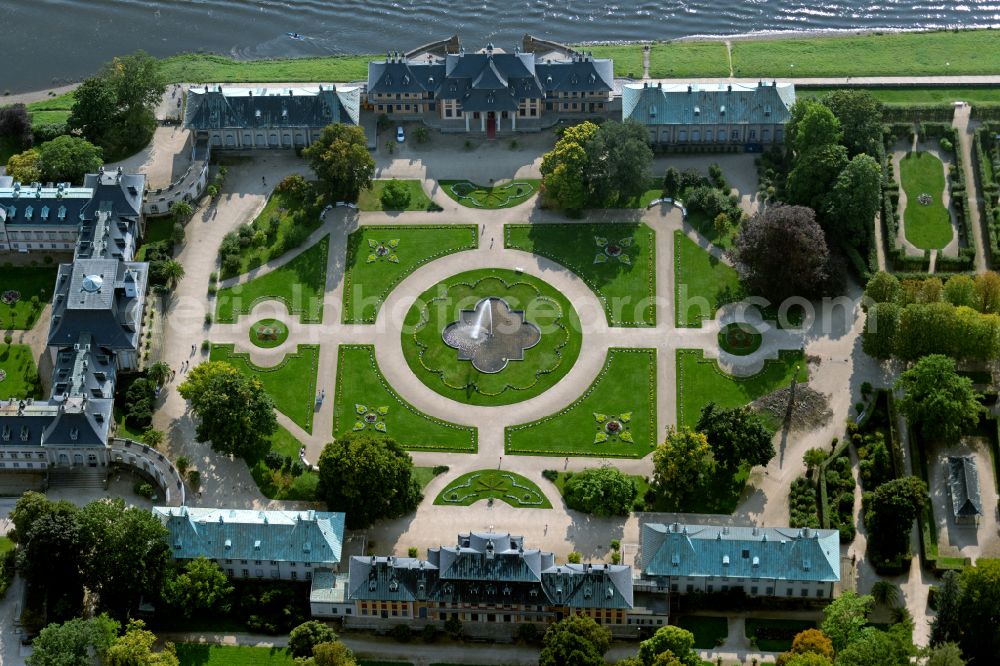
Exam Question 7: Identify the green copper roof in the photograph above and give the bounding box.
[623,82,795,126]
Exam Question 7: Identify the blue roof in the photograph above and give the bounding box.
[641,523,839,583]
[623,82,795,126]
[153,506,345,567]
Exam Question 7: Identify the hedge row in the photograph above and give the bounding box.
[973,124,1000,267]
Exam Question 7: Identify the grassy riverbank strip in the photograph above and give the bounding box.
[153,30,1000,84]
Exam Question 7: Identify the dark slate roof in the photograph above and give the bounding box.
[535,57,614,92]
[184,86,360,130]
[948,456,983,517]
[48,260,147,350]
[0,182,91,227]
[343,532,634,610]
[623,82,796,126]
[367,59,444,93]
[82,171,145,220]
[153,506,346,565]
[0,395,112,449]
[50,333,117,401]
[641,523,839,583]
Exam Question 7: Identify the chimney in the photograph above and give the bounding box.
[687,85,692,93]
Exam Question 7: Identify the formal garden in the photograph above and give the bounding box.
[249,319,289,348]
[342,224,478,323]
[504,223,656,326]
[674,231,741,327]
[216,236,328,324]
[333,345,477,452]
[898,150,954,250]
[0,266,56,329]
[401,268,582,406]
[439,179,539,209]
[357,179,437,212]
[433,469,551,508]
[505,348,656,458]
[0,344,43,400]
[209,343,319,433]
[718,322,763,356]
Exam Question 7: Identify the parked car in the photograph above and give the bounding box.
[396,126,405,143]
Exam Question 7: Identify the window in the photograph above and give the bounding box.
[686,584,693,593]
[240,560,248,565]
[800,589,808,598]
[305,562,312,568]
[751,586,758,595]
[241,569,249,578]
[762,129,770,141]
[291,572,297,580]
[766,586,773,595]
[227,569,234,576]
[731,130,739,140]
[671,584,678,592]
[786,588,793,596]
[816,589,825,598]
[254,560,261,565]
[749,130,757,140]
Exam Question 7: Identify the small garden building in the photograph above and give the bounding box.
[948,456,983,525]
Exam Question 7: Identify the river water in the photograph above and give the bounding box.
[3,0,1000,93]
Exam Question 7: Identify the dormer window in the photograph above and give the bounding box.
[24,206,33,220]
[694,106,700,116]
[582,585,593,599]
[722,554,730,566]
[40,206,49,220]
[303,542,312,553]
[254,539,261,550]
[671,553,680,566]
[368,579,378,591]
[764,105,772,116]
[224,539,232,549]
[57,206,66,220]
[388,578,399,592]
[69,427,79,441]
[20,426,29,441]
[606,587,614,599]
[803,558,811,571]
[2,425,9,441]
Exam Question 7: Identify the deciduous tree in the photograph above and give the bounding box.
[586,120,653,207]
[930,570,962,646]
[316,433,421,529]
[37,135,103,184]
[864,476,928,563]
[820,591,873,652]
[695,402,774,471]
[896,355,984,442]
[652,427,715,507]
[289,620,338,658]
[731,204,832,303]
[637,625,700,666]
[864,272,901,306]
[787,143,848,212]
[788,100,842,156]
[563,466,637,517]
[27,615,119,666]
[0,103,32,147]
[956,558,1000,663]
[104,619,179,666]
[826,153,881,251]
[303,124,375,201]
[973,271,1000,314]
[178,361,278,461]
[822,89,883,157]
[163,556,233,618]
[835,626,914,666]
[943,275,976,309]
[924,642,966,666]
[539,615,611,666]
[6,148,42,183]
[540,121,598,210]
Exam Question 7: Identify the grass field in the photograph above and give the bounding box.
[210,344,319,433]
[676,348,808,431]
[223,187,325,278]
[686,209,737,252]
[247,425,319,501]
[25,91,75,126]
[333,345,477,453]
[798,86,1000,107]
[160,54,372,83]
[588,42,730,78]
[434,469,551,508]
[506,348,656,458]
[731,30,1000,78]
[899,151,954,250]
[439,179,539,209]
[402,269,582,407]
[744,618,817,652]
[0,345,43,400]
[357,179,436,212]
[216,236,328,324]
[176,644,295,666]
[676,615,730,649]
[505,223,656,327]
[675,231,742,327]
[342,225,477,324]
[0,266,56,330]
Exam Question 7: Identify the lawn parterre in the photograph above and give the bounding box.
[176,644,296,666]
[160,53,372,83]
[248,425,319,501]
[0,266,57,330]
[674,230,742,327]
[505,348,656,458]
[209,343,319,433]
[333,345,477,453]
[357,179,436,211]
[216,236,328,324]
[342,225,477,324]
[249,319,289,348]
[402,269,582,406]
[434,469,551,508]
[899,151,954,250]
[0,345,43,400]
[676,348,808,430]
[718,322,763,356]
[439,179,539,209]
[505,223,656,327]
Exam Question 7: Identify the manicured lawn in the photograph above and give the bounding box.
[161,53,372,83]
[223,187,325,278]
[333,345,477,453]
[676,348,808,431]
[357,179,436,211]
[210,344,319,433]
[798,86,1000,107]
[25,92,75,127]
[0,266,57,329]
[0,345,43,400]
[342,225,477,324]
[439,179,539,209]
[744,618,817,652]
[249,319,289,348]
[505,223,656,327]
[718,322,762,356]
[412,466,444,491]
[216,236,327,324]
[402,269,582,407]
[676,615,729,649]
[136,217,175,261]
[434,469,551,508]
[176,644,295,666]
[587,42,729,79]
[247,425,319,501]
[731,30,1000,77]
[506,348,656,458]
[0,536,13,556]
[674,231,742,327]
[686,209,737,252]
[899,151,953,250]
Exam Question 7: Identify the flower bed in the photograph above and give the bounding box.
[249,319,289,348]
[718,322,763,356]
[440,179,540,209]
[433,469,551,508]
